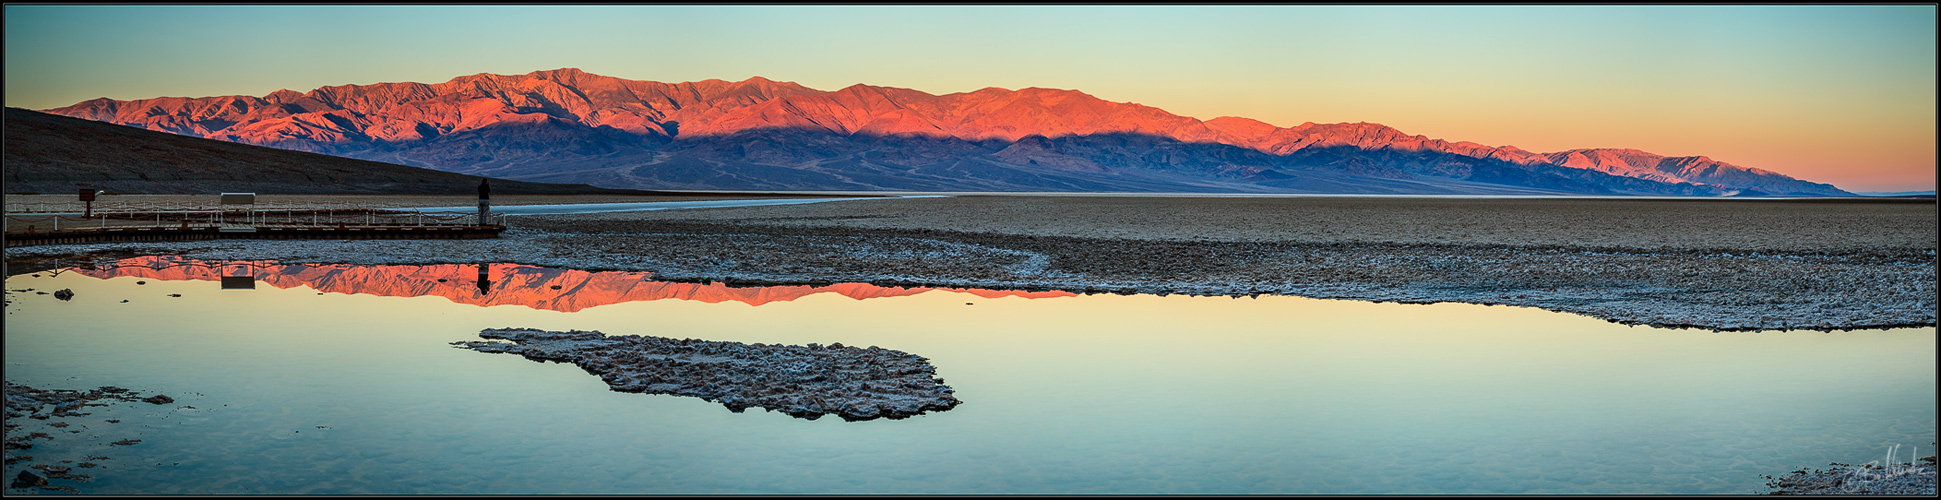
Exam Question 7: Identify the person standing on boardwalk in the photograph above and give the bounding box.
[477,178,491,226]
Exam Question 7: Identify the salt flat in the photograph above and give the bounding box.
[7,195,1935,331]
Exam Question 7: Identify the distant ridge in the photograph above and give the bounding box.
[40,68,1851,196]
[1857,190,1937,197]
[1542,148,1846,197]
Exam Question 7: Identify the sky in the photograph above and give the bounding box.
[4,5,1935,192]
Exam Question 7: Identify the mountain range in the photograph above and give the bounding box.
[41,68,1851,196]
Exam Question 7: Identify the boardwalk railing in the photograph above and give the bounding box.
[3,205,506,246]
[5,208,504,231]
[5,200,409,215]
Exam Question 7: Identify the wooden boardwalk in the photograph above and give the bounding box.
[4,200,506,247]
[5,225,506,246]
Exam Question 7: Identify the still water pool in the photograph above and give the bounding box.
[3,257,1933,494]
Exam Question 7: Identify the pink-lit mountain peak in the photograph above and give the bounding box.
[1543,147,1784,185]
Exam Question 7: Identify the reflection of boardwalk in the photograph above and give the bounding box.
[78,256,1080,312]
[4,201,504,247]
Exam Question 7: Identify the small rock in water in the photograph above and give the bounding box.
[52,289,73,301]
[11,470,47,489]
[135,281,146,285]
[167,294,181,298]
[140,395,173,405]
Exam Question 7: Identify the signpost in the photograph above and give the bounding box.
[221,261,256,289]
[219,193,257,233]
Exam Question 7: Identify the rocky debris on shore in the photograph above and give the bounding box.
[1764,455,1937,495]
[11,470,51,490]
[4,382,185,493]
[452,328,960,421]
[3,383,161,422]
[29,464,89,483]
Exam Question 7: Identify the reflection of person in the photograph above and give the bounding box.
[475,263,492,295]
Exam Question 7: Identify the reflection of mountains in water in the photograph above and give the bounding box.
[81,256,1076,312]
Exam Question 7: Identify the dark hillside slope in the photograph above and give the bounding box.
[2,107,641,195]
